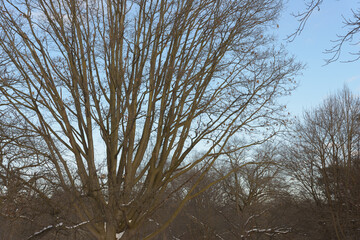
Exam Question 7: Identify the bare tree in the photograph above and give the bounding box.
[160,144,293,240]
[0,0,300,239]
[284,87,360,239]
[221,144,283,212]
[218,143,292,239]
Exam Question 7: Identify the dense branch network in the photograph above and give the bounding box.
[0,0,299,239]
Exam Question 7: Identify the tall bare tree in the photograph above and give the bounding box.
[0,0,300,239]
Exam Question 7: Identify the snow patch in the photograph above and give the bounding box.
[65,221,90,229]
[116,231,124,240]
[27,221,89,239]
[27,223,63,240]
[120,199,135,207]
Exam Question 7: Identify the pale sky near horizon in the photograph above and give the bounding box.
[277,1,360,116]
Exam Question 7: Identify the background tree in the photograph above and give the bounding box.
[284,87,360,239]
[156,144,294,240]
[0,0,300,239]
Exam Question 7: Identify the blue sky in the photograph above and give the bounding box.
[277,1,360,116]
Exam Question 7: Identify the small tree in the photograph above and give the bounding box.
[0,0,300,239]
